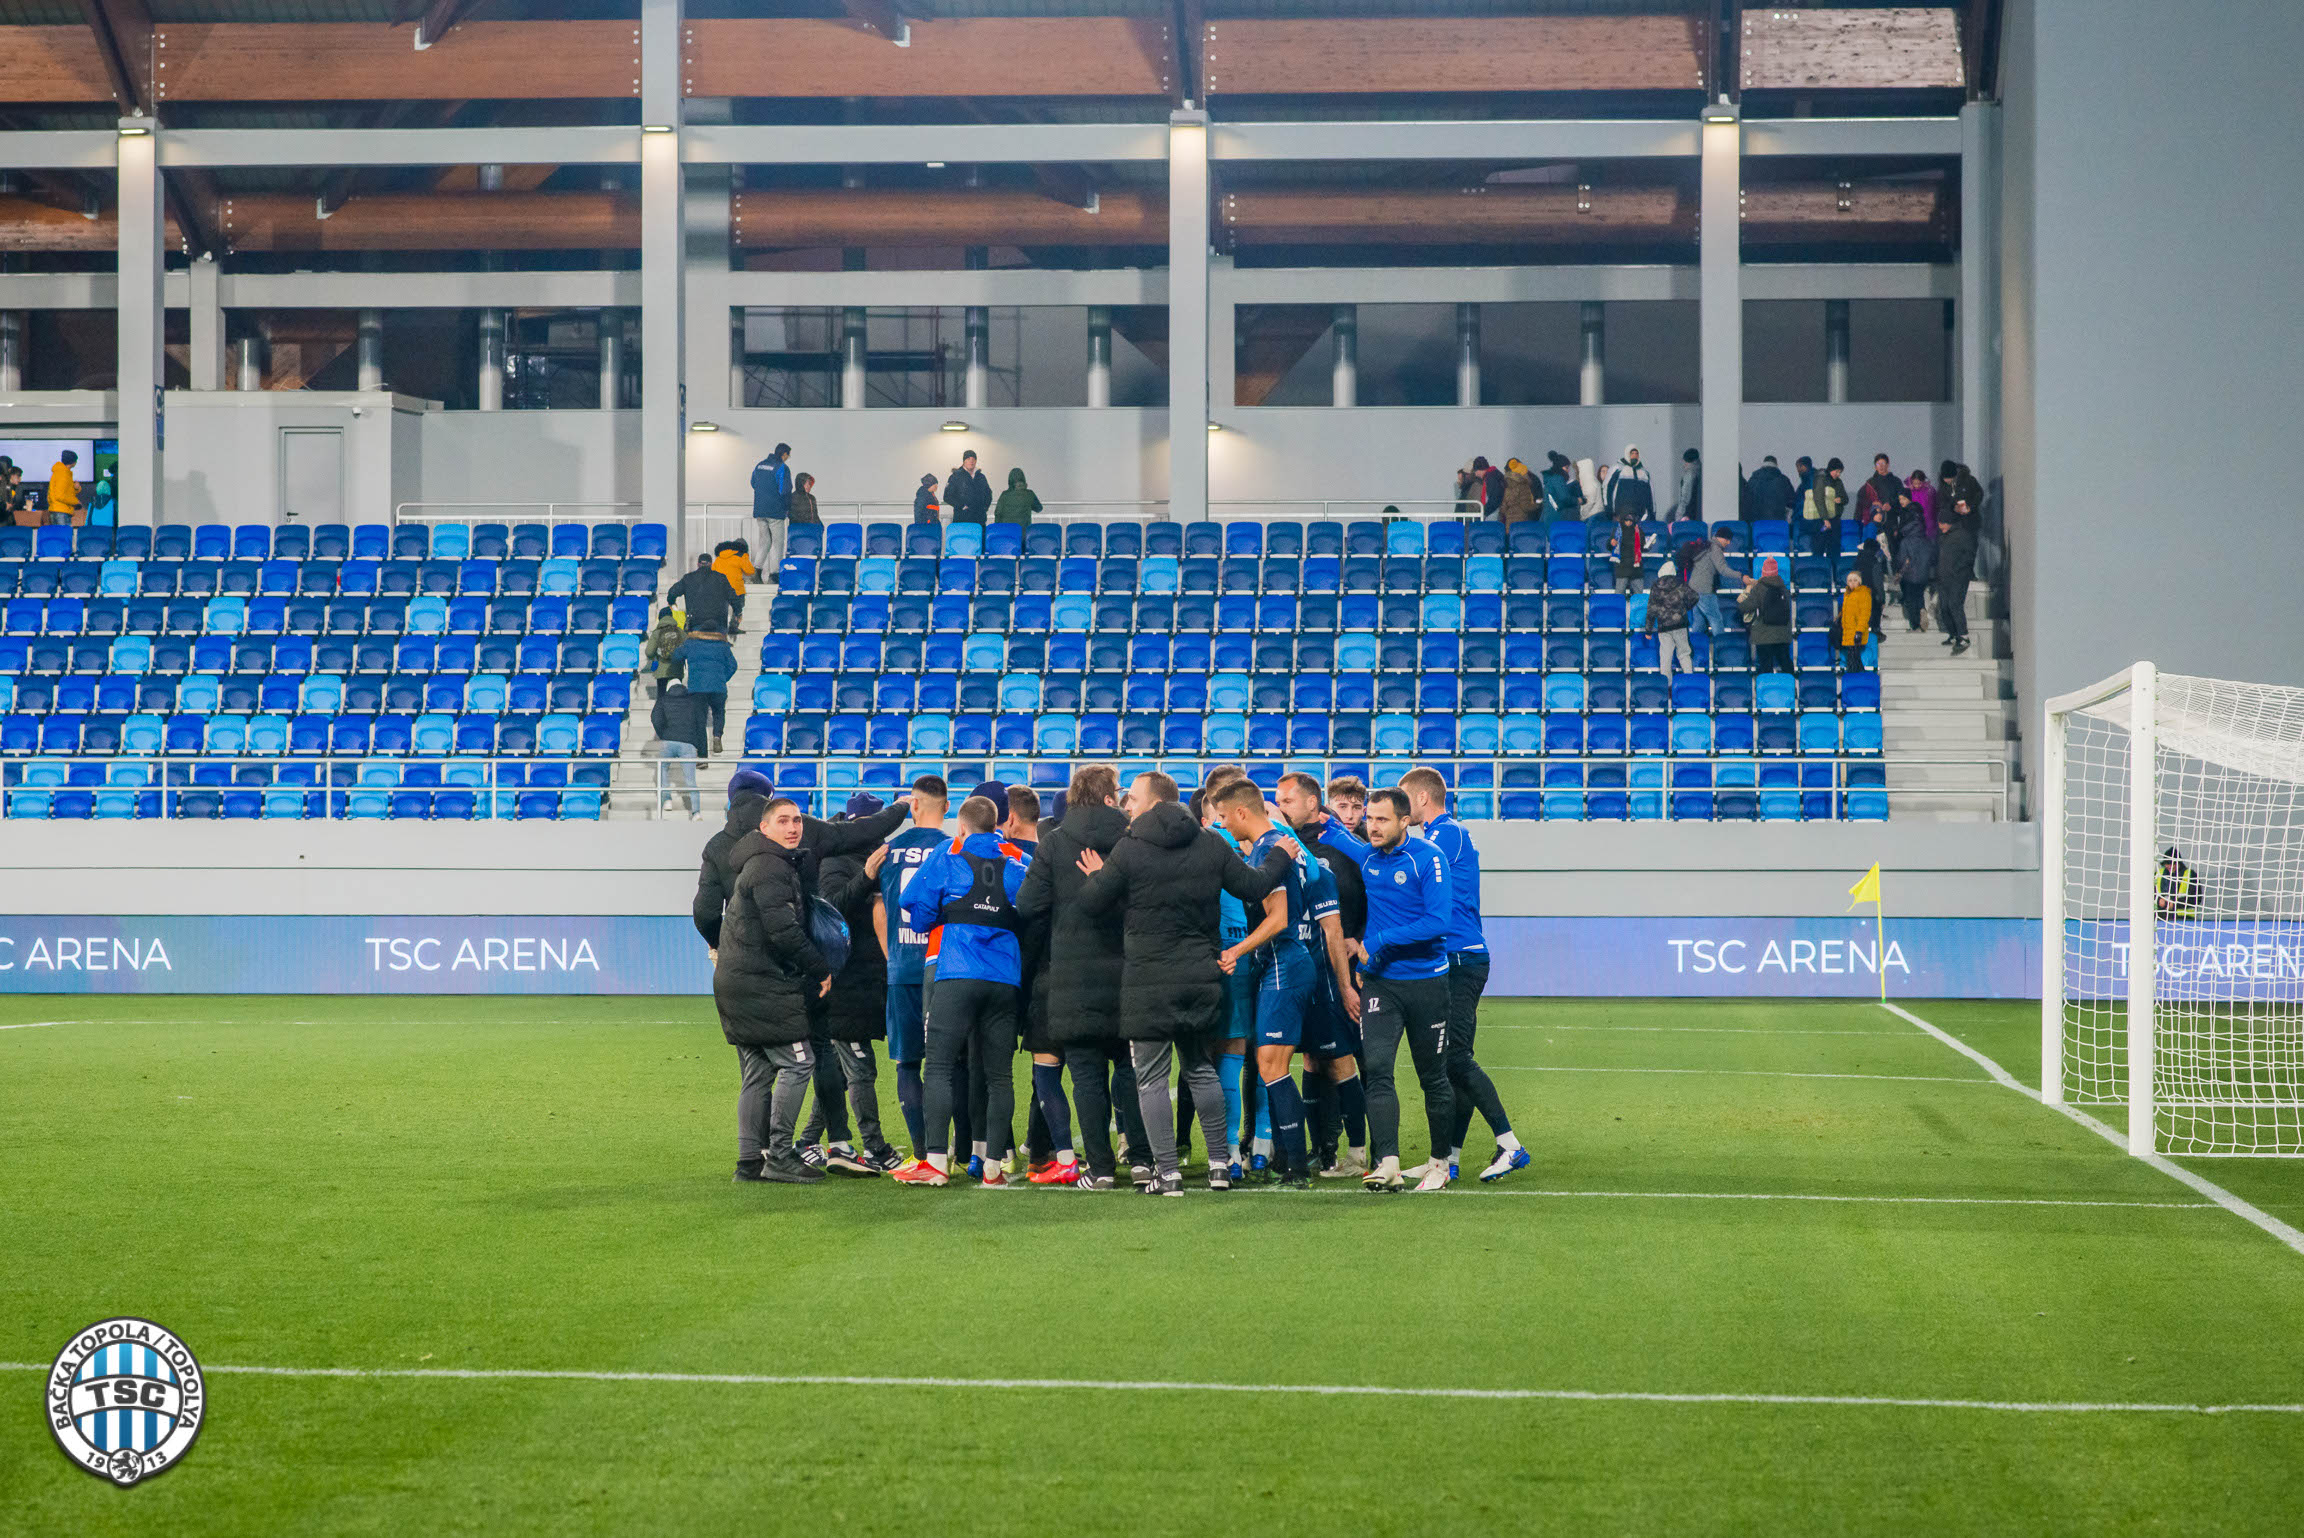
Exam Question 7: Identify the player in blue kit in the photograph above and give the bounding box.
[1210,778,1323,1188]
[1401,766,1528,1183]
[872,774,953,1161]
[1275,771,1370,1178]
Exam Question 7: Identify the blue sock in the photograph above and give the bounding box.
[1031,1062,1074,1155]
[1337,1074,1367,1149]
[895,1063,927,1158]
[1254,1089,1273,1149]
[1220,1052,1245,1156]
[1263,1074,1308,1175]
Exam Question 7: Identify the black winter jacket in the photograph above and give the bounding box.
[713,832,829,1048]
[817,849,888,1043]
[667,566,734,632]
[1074,800,1280,1042]
[1015,801,1131,1048]
[651,687,709,756]
[1937,521,1979,587]
[692,795,909,948]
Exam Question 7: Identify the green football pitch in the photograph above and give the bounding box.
[5,994,2304,1536]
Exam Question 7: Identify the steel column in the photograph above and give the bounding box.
[187,258,222,391]
[1455,303,1481,406]
[1331,304,1357,408]
[1168,111,1210,520]
[639,0,686,570]
[1825,299,1851,404]
[1699,113,1742,524]
[116,120,164,526]
[1578,300,1605,406]
[1085,305,1111,408]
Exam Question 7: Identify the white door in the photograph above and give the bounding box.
[278,427,345,522]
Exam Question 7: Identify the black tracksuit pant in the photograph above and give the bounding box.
[922,978,1019,1160]
[1061,1041,1139,1180]
[1359,973,1454,1165]
[1443,952,1511,1150]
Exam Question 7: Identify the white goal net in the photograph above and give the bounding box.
[2044,664,2304,1156]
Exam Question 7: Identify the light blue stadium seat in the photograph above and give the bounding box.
[1543,674,1585,713]
[299,675,345,715]
[204,596,247,634]
[1797,712,1841,755]
[1203,712,1248,757]
[1843,713,1883,755]
[411,713,455,754]
[1668,712,1713,755]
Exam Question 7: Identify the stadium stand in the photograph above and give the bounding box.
[0,513,1894,822]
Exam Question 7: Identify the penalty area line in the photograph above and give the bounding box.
[0,1361,2294,1416]
[1486,1064,1990,1084]
[1877,1002,2304,1260]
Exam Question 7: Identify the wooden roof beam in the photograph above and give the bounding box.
[412,0,484,53]
[1739,7,1966,93]
[1201,16,1706,97]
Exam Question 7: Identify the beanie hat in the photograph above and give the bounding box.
[727,768,772,802]
[968,780,1006,806]
[844,791,886,819]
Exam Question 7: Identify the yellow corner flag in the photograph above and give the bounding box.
[1846,862,1886,1000]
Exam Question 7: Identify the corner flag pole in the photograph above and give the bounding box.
[1847,862,1885,1001]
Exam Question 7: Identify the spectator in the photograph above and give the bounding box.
[1497,457,1539,524]
[1793,455,1818,519]
[710,540,756,634]
[1646,561,1697,681]
[798,800,903,1176]
[1739,556,1794,675]
[1609,510,1645,594]
[787,472,820,526]
[1858,519,1892,636]
[1836,571,1873,672]
[1540,451,1582,519]
[668,554,733,634]
[673,626,738,757]
[1473,456,1505,519]
[46,451,82,525]
[1672,448,1702,521]
[1747,455,1794,521]
[944,450,992,524]
[2,464,26,526]
[991,466,1042,526]
[1810,458,1850,558]
[650,680,709,817]
[1937,495,1979,656]
[1605,445,1653,520]
[1950,461,1986,523]
[1893,507,1936,631]
[912,473,941,523]
[85,472,116,527]
[749,442,792,572]
[1574,457,1605,520]
[642,605,684,695]
[1906,468,1940,538]
[1453,462,1483,517]
[1857,453,1901,524]
[1683,527,1745,635]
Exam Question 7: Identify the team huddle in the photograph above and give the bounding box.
[694,762,1529,1196]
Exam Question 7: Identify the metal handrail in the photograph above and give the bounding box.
[392,502,642,525]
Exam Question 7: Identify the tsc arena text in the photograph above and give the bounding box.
[1668,936,1911,976]
[0,935,172,972]
[365,936,603,973]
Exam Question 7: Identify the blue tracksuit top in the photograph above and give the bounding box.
[898,830,1031,985]
[1350,833,1451,981]
[1418,813,1487,956]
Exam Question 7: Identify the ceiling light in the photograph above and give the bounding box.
[117,122,153,137]
[1207,422,1223,432]
[689,420,720,432]
[1700,97,1739,124]
[925,161,945,169]
[641,124,675,135]
[940,420,970,433]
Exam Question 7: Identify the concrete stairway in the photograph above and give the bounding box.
[1873,582,2018,822]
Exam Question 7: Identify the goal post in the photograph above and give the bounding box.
[2044,664,2304,1157]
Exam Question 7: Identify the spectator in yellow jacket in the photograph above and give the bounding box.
[46,451,83,524]
[1836,570,1873,672]
[711,539,757,634]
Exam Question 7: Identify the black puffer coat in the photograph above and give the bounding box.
[817,849,888,1043]
[713,831,829,1048]
[693,795,908,948]
[1016,801,1130,1048]
[1074,800,1279,1042]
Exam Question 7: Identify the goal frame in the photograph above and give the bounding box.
[2041,661,2159,1155]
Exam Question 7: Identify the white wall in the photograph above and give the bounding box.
[411,407,643,512]
[157,391,407,527]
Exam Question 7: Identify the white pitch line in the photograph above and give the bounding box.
[1485,1024,1916,1037]
[1878,1002,2304,1260]
[0,1020,80,1031]
[0,1360,2291,1416]
[1485,1064,1989,1084]
[1151,1186,2207,1209]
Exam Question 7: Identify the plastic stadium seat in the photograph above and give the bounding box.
[1841,672,1882,711]
[1667,712,1713,755]
[1797,712,1841,755]
[1843,713,1884,755]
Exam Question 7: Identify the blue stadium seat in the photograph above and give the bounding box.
[1797,712,1841,755]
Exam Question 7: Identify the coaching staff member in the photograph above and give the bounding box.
[1016,762,1140,1191]
[720,798,837,1185]
[1074,770,1282,1196]
[693,776,909,954]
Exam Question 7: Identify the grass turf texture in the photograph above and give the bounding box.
[4,995,2303,1536]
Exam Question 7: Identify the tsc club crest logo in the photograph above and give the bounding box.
[46,1318,205,1486]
